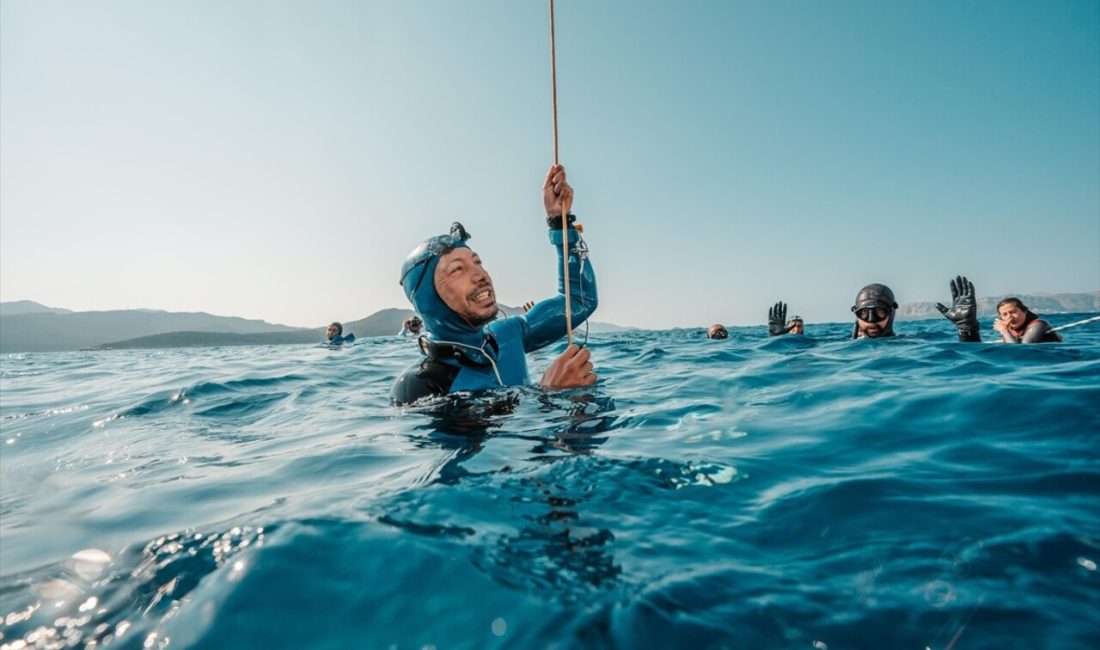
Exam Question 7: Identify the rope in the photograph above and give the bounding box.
[1050,314,1100,333]
[549,0,573,345]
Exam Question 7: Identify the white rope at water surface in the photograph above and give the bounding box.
[1050,314,1100,333]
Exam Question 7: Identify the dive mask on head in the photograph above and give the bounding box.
[850,283,898,337]
[851,284,897,317]
[399,222,472,299]
[399,221,493,346]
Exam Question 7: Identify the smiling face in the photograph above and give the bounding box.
[998,302,1027,329]
[434,247,497,327]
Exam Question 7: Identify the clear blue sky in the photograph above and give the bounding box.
[2,0,1097,328]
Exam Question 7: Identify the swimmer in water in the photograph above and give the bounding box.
[851,284,900,339]
[849,276,981,341]
[326,322,355,345]
[391,164,598,406]
[768,302,804,336]
[788,315,804,335]
[398,315,424,336]
[992,297,1062,343]
[707,324,729,339]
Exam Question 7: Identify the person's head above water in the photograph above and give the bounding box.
[996,297,1031,330]
[707,323,729,339]
[788,316,804,335]
[404,315,424,333]
[399,222,497,343]
[992,294,1060,343]
[326,322,343,341]
[851,283,898,338]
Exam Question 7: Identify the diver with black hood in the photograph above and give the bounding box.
[391,164,598,406]
[850,283,900,339]
[850,276,981,341]
[769,276,982,341]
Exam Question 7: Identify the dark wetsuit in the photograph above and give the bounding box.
[1003,312,1062,343]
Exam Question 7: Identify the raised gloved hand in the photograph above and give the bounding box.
[935,275,981,342]
[768,301,788,336]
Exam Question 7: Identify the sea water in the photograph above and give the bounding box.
[1,316,1098,649]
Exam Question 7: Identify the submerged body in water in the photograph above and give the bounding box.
[1,316,1098,649]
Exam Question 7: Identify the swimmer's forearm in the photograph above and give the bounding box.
[550,225,598,321]
[521,226,598,352]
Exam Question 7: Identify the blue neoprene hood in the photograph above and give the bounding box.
[399,223,487,347]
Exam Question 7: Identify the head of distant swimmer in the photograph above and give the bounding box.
[707,323,728,339]
[327,322,342,341]
[996,297,1029,329]
[407,316,423,333]
[434,247,497,327]
[788,318,804,335]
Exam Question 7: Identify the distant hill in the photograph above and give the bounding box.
[0,308,305,353]
[93,330,321,350]
[0,300,72,317]
[341,308,412,338]
[897,291,1099,321]
[0,298,634,352]
[586,321,636,334]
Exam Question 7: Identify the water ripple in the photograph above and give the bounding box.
[1,316,1098,648]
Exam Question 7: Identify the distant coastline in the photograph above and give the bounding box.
[894,291,1100,321]
[1,294,1094,352]
[0,301,635,352]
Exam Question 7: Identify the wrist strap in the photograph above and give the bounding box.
[546,213,576,230]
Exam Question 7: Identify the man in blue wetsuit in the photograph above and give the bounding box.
[391,164,598,406]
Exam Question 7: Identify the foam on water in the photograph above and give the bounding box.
[1,316,1098,649]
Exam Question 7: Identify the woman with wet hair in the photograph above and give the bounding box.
[993,298,1062,343]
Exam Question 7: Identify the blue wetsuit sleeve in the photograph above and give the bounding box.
[520,226,598,353]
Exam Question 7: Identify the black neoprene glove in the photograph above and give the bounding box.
[768,301,788,337]
[935,275,981,342]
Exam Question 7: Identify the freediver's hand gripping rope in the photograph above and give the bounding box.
[549,0,573,345]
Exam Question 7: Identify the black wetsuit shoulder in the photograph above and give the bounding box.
[1028,319,1063,343]
[391,357,460,406]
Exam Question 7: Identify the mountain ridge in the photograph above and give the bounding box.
[1,293,1091,352]
[0,302,634,352]
[896,291,1099,320]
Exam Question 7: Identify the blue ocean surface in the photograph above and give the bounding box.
[2,315,1098,649]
